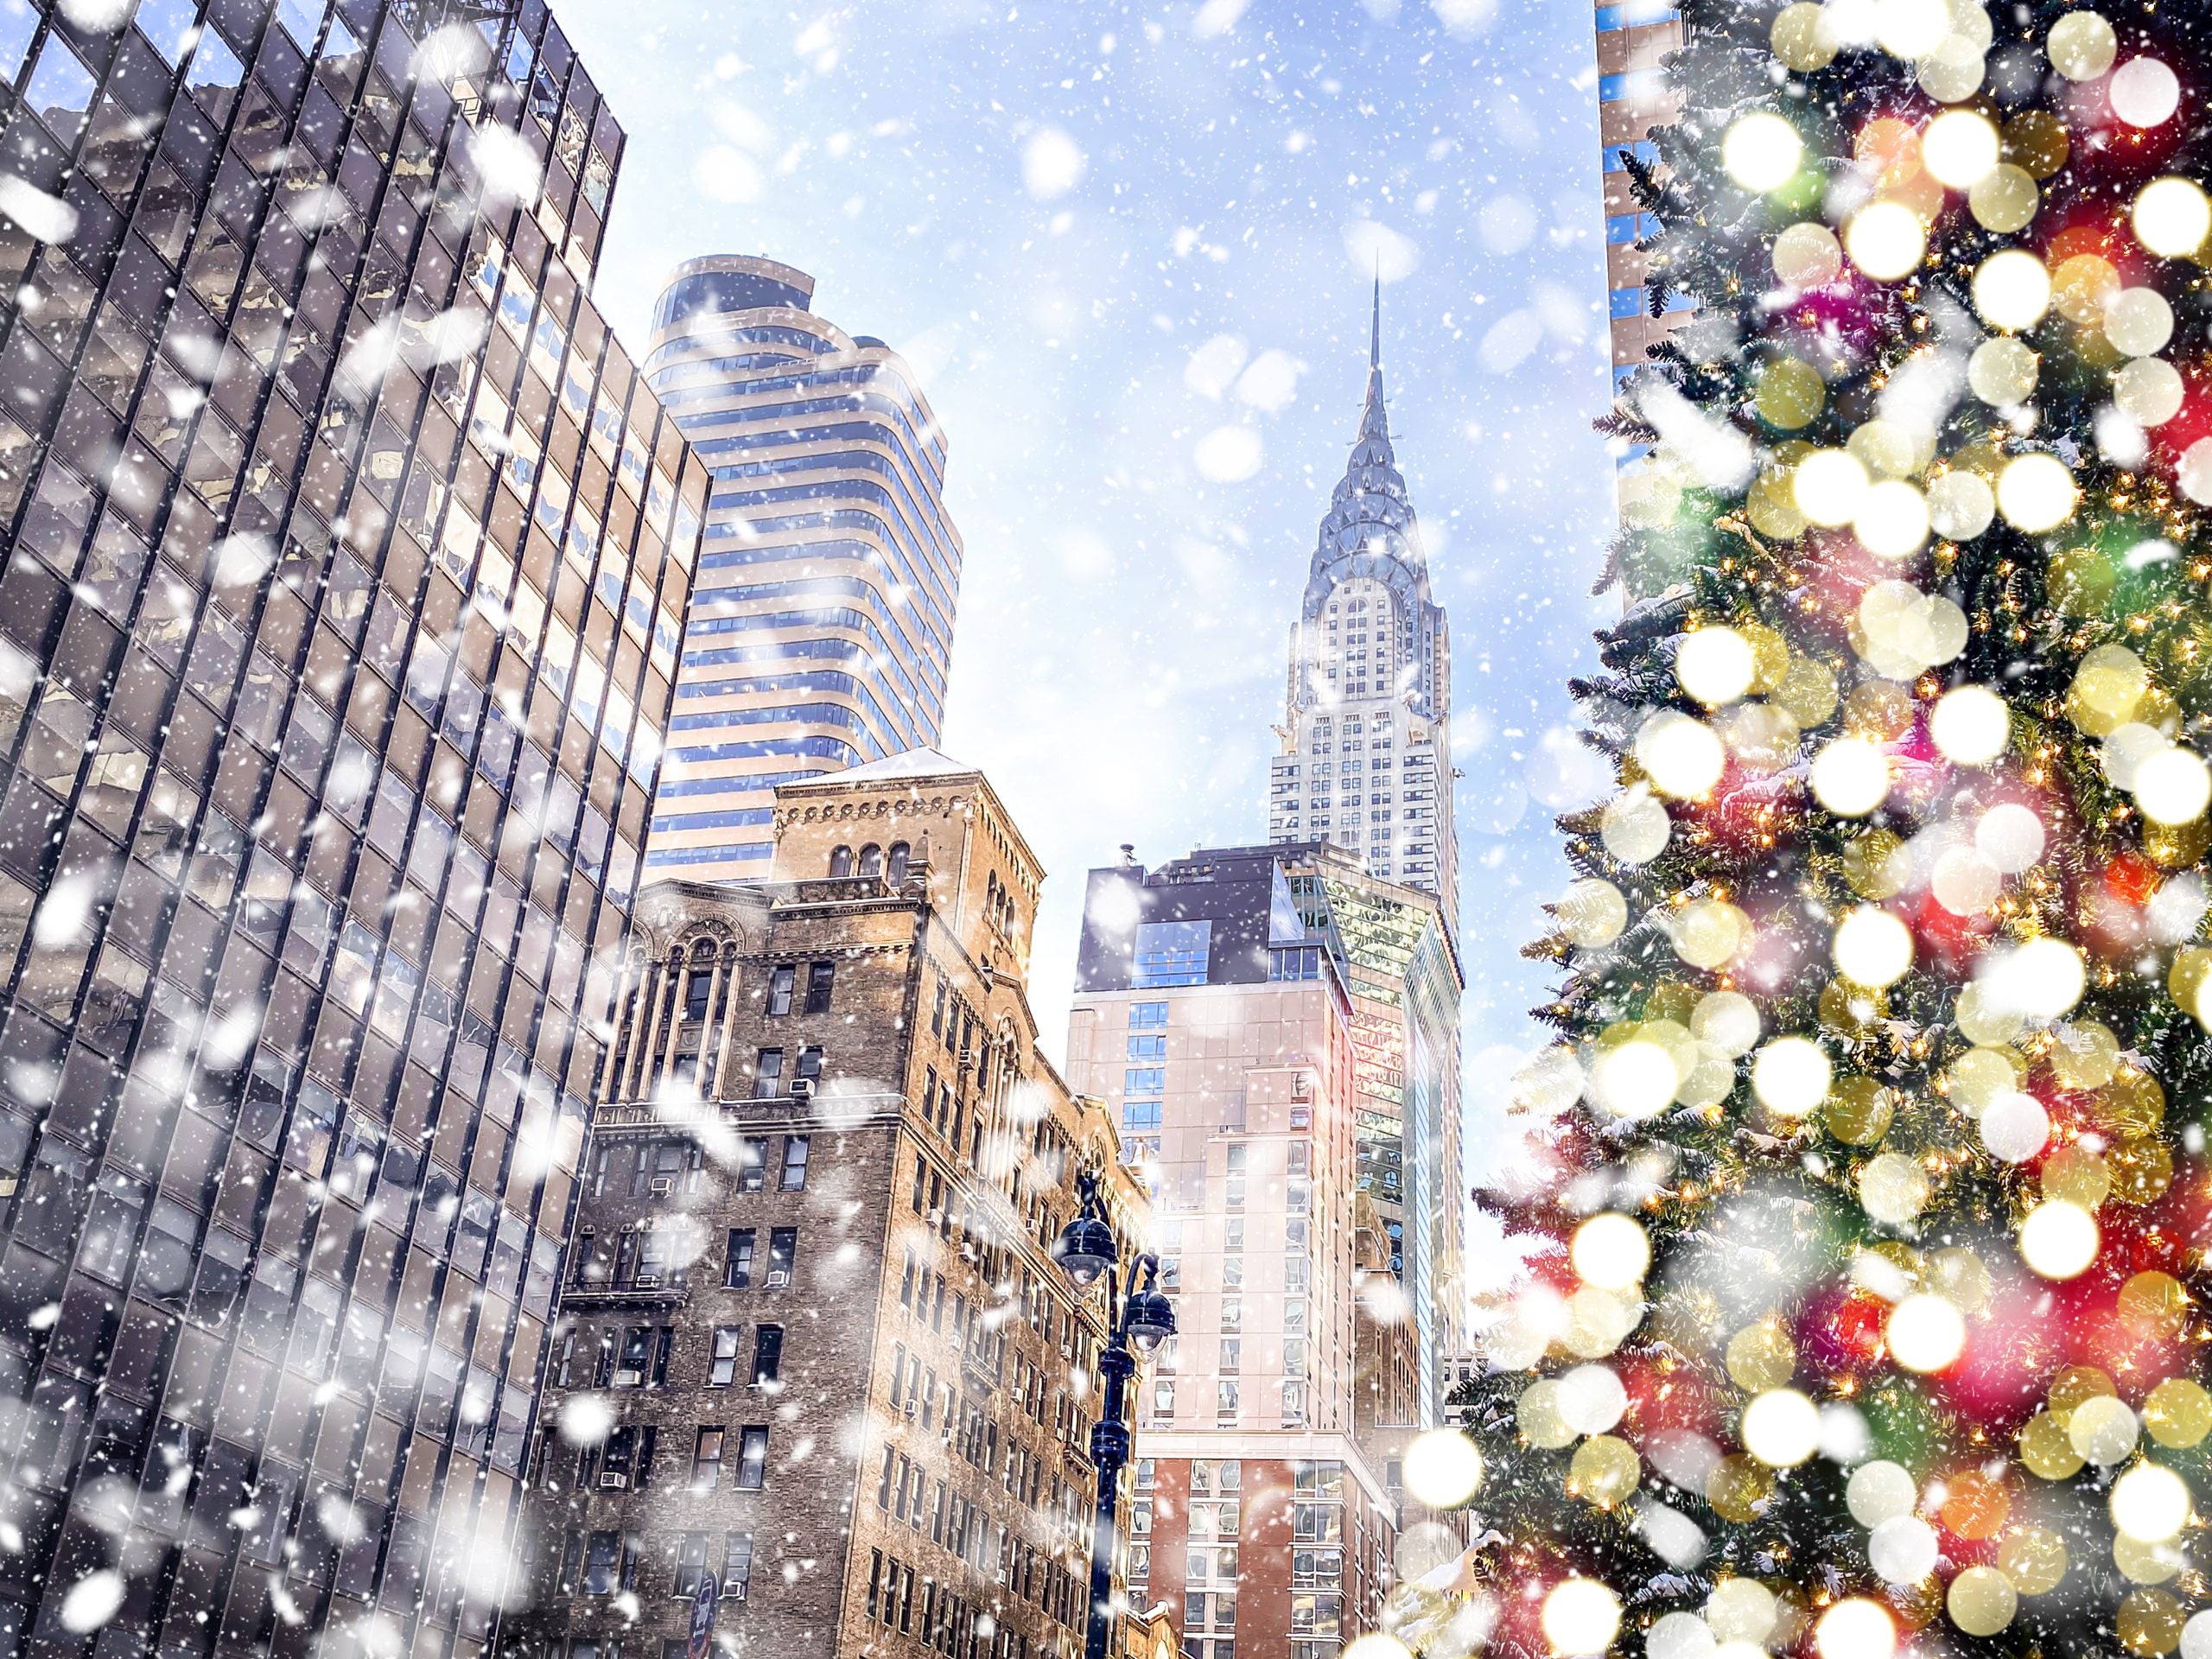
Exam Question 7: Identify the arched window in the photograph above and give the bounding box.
[857,844,882,878]
[828,846,853,878]
[887,842,911,885]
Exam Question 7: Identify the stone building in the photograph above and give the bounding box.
[503,750,1151,1659]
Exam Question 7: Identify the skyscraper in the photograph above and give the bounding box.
[506,750,1151,1659]
[0,1,702,1652]
[638,256,962,884]
[1065,845,1396,1659]
[1597,0,1689,479]
[1264,291,1455,930]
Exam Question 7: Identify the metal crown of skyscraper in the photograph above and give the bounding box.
[1266,285,1457,927]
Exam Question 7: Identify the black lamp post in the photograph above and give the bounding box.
[1052,1168,1174,1659]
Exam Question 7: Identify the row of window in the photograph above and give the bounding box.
[553,1321,781,1390]
[586,1132,810,1199]
[553,1526,753,1600]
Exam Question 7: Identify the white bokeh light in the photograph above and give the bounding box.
[2019,1199,2099,1279]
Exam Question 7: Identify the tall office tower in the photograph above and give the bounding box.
[636,256,962,884]
[0,1,706,1654]
[1282,851,1462,1433]
[1065,846,1400,1659]
[1264,293,1455,931]
[1597,0,1689,477]
[506,752,1149,1659]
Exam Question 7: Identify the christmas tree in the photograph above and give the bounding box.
[1440,3,2212,1659]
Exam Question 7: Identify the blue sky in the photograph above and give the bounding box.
[556,0,1624,1192]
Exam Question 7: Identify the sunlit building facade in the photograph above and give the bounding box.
[0,1,705,1654]
[1065,847,1396,1659]
[639,256,962,883]
[1264,295,1455,932]
[505,750,1148,1659]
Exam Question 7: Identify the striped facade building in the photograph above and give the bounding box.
[639,257,962,880]
[1597,0,1688,475]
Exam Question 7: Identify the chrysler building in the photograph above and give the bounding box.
[1266,290,1458,929]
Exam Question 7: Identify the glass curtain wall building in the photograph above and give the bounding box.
[0,1,702,1655]
[639,255,961,883]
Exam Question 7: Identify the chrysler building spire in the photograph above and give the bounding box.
[1264,295,1457,926]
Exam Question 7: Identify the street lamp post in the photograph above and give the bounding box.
[1052,1169,1174,1659]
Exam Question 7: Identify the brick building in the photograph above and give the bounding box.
[502,750,1152,1659]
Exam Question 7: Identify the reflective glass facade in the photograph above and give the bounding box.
[639,256,961,882]
[0,0,702,1653]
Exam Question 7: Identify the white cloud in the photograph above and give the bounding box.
[1431,0,1497,36]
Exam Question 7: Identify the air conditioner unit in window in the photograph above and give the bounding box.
[598,1471,628,1490]
[649,1177,675,1195]
[612,1370,644,1387]
[766,1269,791,1288]
[790,1077,814,1100]
[727,1583,747,1602]
[633,1274,660,1289]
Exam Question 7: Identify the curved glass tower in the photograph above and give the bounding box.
[639,257,962,880]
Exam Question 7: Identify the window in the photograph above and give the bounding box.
[1133,920,1211,988]
[753,1048,785,1098]
[683,969,712,1021]
[1124,1067,1164,1096]
[585,1530,621,1594]
[739,1136,768,1190]
[828,846,853,878]
[725,1230,755,1287]
[672,1532,710,1597]
[710,1326,742,1386]
[736,1426,768,1490]
[1130,1001,1168,1029]
[887,842,910,885]
[691,1428,725,1492]
[723,1533,753,1600]
[1126,1033,1165,1060]
[779,1136,810,1191]
[795,1046,823,1088]
[767,967,795,1016]
[857,844,881,878]
[804,961,835,1013]
[767,1227,797,1287]
[751,1325,783,1387]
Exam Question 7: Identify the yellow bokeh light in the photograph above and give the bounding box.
[1855,479,1929,559]
[1678,626,1758,706]
[2133,747,2212,826]
[1922,110,2000,186]
[1997,453,2077,531]
[1887,1292,1966,1372]
[1815,1599,1896,1659]
[1931,684,2009,766]
[1752,1036,1832,1116]
[2111,1463,2191,1543]
[1974,250,2051,329]
[2134,177,2211,259]
[1724,112,1805,193]
[1741,1388,1821,1467]
[1834,906,1913,987]
[1794,448,1872,525]
[1847,200,1927,281]
[1811,735,1892,817]
[2019,1200,2099,1279]
[1573,1212,1651,1291]
[1402,1427,1484,1508]
[1636,710,1726,798]
[1542,1579,1621,1658]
